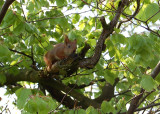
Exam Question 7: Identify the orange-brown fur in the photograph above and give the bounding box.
[44,35,77,70]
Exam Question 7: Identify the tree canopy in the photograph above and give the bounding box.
[0,0,160,113]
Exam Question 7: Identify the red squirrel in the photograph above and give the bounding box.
[44,34,77,70]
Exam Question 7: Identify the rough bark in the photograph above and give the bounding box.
[0,0,15,25]
[127,61,160,114]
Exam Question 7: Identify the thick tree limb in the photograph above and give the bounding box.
[1,70,39,85]
[43,85,75,109]
[127,61,160,114]
[0,0,15,25]
[94,78,119,103]
[94,82,114,103]
[0,69,100,108]
[40,78,100,108]
[79,0,129,68]
[151,61,160,79]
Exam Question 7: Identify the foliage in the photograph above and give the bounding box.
[0,0,160,113]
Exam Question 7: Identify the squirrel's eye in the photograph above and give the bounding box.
[68,45,71,48]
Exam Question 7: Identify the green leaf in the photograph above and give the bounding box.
[27,2,34,11]
[117,99,126,112]
[25,23,34,33]
[10,60,18,66]
[131,84,141,95]
[40,0,49,7]
[72,14,80,24]
[68,30,80,41]
[25,35,38,46]
[0,74,6,85]
[3,10,16,27]
[104,70,118,85]
[34,0,41,10]
[106,39,117,57]
[44,97,57,111]
[75,1,85,8]
[50,0,56,3]
[140,75,156,92]
[79,21,85,30]
[88,18,95,26]
[146,91,159,101]
[16,88,32,109]
[56,0,67,7]
[87,39,96,47]
[77,109,86,113]
[136,3,160,22]
[35,97,48,112]
[101,101,115,113]
[13,22,26,35]
[24,97,38,113]
[25,23,39,35]
[0,45,11,57]
[0,1,4,9]
[114,28,120,33]
[77,77,91,86]
[35,45,43,55]
[155,73,160,84]
[24,96,57,113]
[142,0,151,4]
[110,34,126,44]
[7,36,18,44]
[57,18,69,29]
[86,106,98,114]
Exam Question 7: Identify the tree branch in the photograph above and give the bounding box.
[0,0,15,25]
[43,85,75,109]
[136,103,160,112]
[118,0,140,28]
[127,61,160,114]
[9,48,38,70]
[1,69,100,109]
[79,0,129,69]
[151,61,160,79]
[94,78,119,103]
[68,78,105,89]
[40,78,101,108]
[9,48,32,59]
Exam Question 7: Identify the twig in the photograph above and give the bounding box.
[118,0,140,28]
[0,59,23,73]
[28,10,95,23]
[20,0,27,22]
[136,103,160,111]
[137,90,155,108]
[114,90,131,96]
[48,80,78,114]
[146,10,160,22]
[9,48,38,70]
[120,61,137,77]
[9,48,32,59]
[30,46,38,70]
[130,20,160,37]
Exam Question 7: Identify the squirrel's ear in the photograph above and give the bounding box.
[64,34,69,44]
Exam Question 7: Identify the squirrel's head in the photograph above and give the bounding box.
[64,34,77,56]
